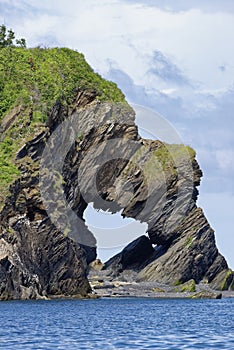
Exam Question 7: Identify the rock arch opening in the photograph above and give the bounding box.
[83,202,148,263]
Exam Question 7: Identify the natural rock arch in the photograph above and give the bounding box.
[0,92,233,300]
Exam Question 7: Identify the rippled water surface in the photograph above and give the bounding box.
[0,297,234,349]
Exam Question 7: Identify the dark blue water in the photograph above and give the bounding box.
[0,297,233,349]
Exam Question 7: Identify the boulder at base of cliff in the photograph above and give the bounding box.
[210,269,234,291]
[191,291,222,299]
[104,235,155,271]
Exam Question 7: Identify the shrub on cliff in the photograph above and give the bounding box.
[0,24,26,48]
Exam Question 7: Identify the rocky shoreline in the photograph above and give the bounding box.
[89,283,226,300]
[87,261,233,300]
[88,282,234,300]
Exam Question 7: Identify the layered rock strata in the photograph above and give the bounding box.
[0,90,233,300]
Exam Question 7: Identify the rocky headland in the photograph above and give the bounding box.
[0,46,233,300]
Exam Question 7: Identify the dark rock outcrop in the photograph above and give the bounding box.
[0,218,91,300]
[137,207,228,285]
[104,235,155,271]
[0,86,233,300]
[210,269,234,291]
[191,291,222,299]
[0,92,97,300]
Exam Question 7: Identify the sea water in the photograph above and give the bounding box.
[0,297,233,349]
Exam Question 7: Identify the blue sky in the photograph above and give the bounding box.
[1,0,234,268]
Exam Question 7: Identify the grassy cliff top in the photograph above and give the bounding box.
[0,46,125,122]
[0,47,126,207]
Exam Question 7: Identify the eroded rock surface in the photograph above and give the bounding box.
[104,236,155,271]
[0,89,233,300]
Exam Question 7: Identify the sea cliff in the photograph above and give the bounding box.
[0,47,233,300]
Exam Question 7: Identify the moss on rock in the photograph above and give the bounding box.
[210,269,234,291]
[174,279,196,293]
[219,269,234,291]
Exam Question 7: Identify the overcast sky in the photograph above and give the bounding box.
[1,0,234,267]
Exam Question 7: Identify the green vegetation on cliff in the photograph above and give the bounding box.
[0,44,126,207]
[0,46,125,122]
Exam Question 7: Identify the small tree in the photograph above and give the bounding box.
[16,38,26,48]
[0,24,26,48]
[0,24,7,48]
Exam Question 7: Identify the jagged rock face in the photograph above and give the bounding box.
[64,101,231,288]
[103,208,229,286]
[0,92,97,300]
[104,236,155,271]
[0,218,90,300]
[0,90,233,300]
[138,208,228,284]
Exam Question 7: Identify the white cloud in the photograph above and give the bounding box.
[216,150,234,173]
[2,0,234,92]
[124,0,234,14]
